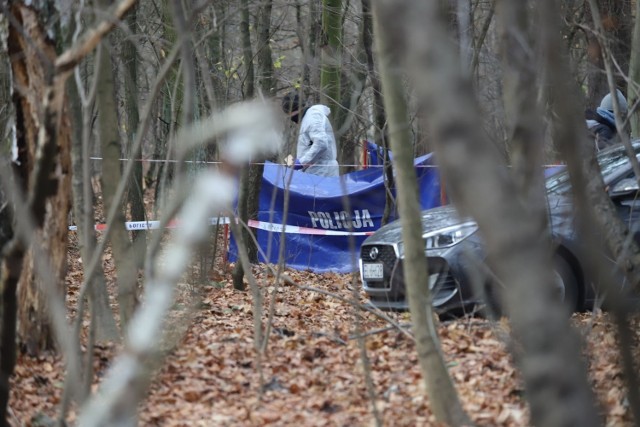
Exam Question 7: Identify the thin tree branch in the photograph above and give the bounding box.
[55,0,138,74]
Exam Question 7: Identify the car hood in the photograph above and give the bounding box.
[363,205,468,245]
[362,194,575,247]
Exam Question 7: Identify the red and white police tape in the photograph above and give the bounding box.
[68,217,374,236]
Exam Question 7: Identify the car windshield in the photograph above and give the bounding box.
[545,143,640,195]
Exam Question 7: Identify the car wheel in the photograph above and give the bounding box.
[553,255,579,313]
[482,256,579,318]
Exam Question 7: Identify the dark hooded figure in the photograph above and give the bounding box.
[281,91,339,177]
[586,89,629,150]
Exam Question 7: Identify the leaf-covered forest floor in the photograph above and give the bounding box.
[9,230,638,427]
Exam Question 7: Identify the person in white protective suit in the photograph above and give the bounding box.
[281,91,340,177]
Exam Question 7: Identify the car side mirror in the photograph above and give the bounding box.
[611,177,640,200]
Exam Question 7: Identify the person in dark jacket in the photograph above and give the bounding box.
[281,91,339,177]
[586,89,629,150]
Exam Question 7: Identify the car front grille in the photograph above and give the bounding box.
[360,244,397,266]
[362,250,462,310]
[360,244,398,293]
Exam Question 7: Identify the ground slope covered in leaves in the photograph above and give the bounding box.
[8,237,637,427]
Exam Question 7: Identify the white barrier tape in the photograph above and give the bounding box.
[67,217,230,232]
[88,156,565,169]
[68,217,374,236]
[87,157,431,169]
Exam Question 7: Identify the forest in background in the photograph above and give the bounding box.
[2,0,640,426]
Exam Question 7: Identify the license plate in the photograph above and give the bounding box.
[363,263,384,280]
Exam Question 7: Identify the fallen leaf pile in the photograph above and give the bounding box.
[7,233,638,426]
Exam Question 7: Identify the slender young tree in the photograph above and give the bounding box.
[299,0,322,102]
[371,2,472,425]
[95,0,139,329]
[497,0,546,210]
[247,0,276,262]
[232,0,256,291]
[320,0,342,113]
[320,0,352,170]
[361,0,394,224]
[65,11,119,341]
[122,1,147,267]
[154,0,184,205]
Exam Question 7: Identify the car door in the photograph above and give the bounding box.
[610,172,640,244]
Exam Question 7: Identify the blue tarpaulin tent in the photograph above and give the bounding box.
[230,149,442,273]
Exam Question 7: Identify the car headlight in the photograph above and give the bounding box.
[395,221,477,257]
[423,222,478,249]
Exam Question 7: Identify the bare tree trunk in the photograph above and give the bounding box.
[585,0,632,105]
[496,1,546,208]
[232,0,256,290]
[256,0,274,97]
[95,33,137,329]
[6,3,72,356]
[169,0,198,189]
[321,0,342,112]
[1,2,135,420]
[336,3,369,175]
[546,8,640,419]
[153,32,174,206]
[232,165,249,291]
[470,3,495,79]
[122,1,147,268]
[541,1,640,423]
[67,55,119,342]
[299,0,322,102]
[211,1,229,106]
[361,0,394,224]
[59,2,119,343]
[457,0,473,75]
[375,0,600,425]
[0,239,21,427]
[0,45,10,152]
[320,0,350,169]
[0,163,17,427]
[361,0,385,146]
[0,20,18,423]
[155,0,193,203]
[246,0,275,262]
[371,3,472,425]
